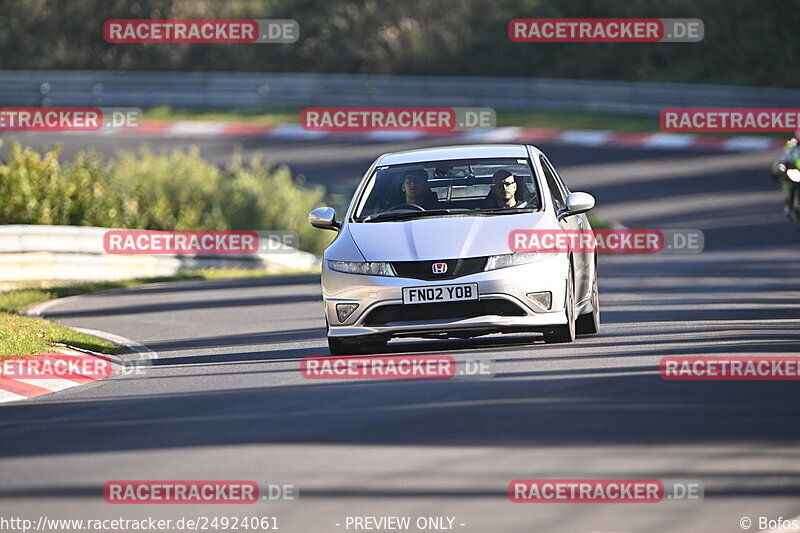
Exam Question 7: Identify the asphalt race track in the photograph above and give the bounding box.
[1,132,799,532]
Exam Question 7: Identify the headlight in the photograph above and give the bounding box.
[787,168,800,183]
[328,260,395,276]
[485,252,548,271]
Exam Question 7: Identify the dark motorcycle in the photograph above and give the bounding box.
[771,135,800,228]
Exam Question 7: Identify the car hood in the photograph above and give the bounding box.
[348,213,546,261]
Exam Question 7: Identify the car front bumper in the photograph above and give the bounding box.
[322,255,569,339]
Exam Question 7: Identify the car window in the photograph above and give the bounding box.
[352,157,542,221]
[549,159,571,197]
[539,155,566,210]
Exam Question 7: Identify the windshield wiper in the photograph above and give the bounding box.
[360,209,460,223]
[475,207,537,215]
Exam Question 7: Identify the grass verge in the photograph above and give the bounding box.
[0,313,120,359]
[144,106,299,125]
[0,267,318,359]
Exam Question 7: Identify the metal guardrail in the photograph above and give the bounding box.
[0,225,320,288]
[1,70,798,116]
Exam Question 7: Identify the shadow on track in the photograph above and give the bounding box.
[2,368,800,459]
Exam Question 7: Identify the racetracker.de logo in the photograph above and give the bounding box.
[508,18,703,43]
[661,109,800,132]
[103,19,299,44]
[509,479,703,503]
[103,481,259,504]
[1,356,113,380]
[510,480,663,502]
[300,107,495,132]
[103,230,260,255]
[301,355,457,379]
[660,356,800,380]
[508,229,704,254]
[0,107,141,132]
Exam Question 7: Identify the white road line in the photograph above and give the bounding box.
[72,327,158,376]
[22,298,158,367]
[72,328,157,359]
[23,296,78,317]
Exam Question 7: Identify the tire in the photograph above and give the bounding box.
[543,264,576,344]
[327,337,358,355]
[325,318,355,355]
[576,271,600,335]
[360,337,389,354]
[325,317,388,355]
[327,335,388,355]
[791,186,800,229]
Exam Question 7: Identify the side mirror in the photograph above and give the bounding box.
[557,192,595,220]
[308,207,340,231]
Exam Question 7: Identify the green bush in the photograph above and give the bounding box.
[0,142,334,255]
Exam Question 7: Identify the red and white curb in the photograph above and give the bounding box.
[0,299,161,405]
[0,347,123,404]
[91,120,785,152]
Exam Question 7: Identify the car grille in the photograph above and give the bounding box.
[362,299,526,326]
[391,257,488,280]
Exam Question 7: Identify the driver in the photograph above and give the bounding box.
[483,169,524,208]
[400,169,439,208]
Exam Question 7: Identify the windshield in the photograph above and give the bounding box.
[353,157,541,222]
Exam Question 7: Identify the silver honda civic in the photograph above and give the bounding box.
[309,144,599,355]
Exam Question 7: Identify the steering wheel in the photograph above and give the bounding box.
[387,203,425,212]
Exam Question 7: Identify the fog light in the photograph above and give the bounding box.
[336,303,359,323]
[526,291,551,310]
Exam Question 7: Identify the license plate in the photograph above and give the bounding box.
[402,283,479,305]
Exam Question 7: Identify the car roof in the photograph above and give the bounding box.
[377,144,538,166]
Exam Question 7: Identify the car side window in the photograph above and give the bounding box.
[539,155,565,210]
[542,155,571,198]
[551,162,571,198]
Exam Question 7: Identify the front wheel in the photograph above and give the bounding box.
[327,337,358,355]
[543,266,576,344]
[325,318,357,355]
[327,336,388,355]
[790,186,800,229]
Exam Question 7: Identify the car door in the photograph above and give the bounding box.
[539,154,592,305]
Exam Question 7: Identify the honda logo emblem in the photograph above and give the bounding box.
[432,262,448,274]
